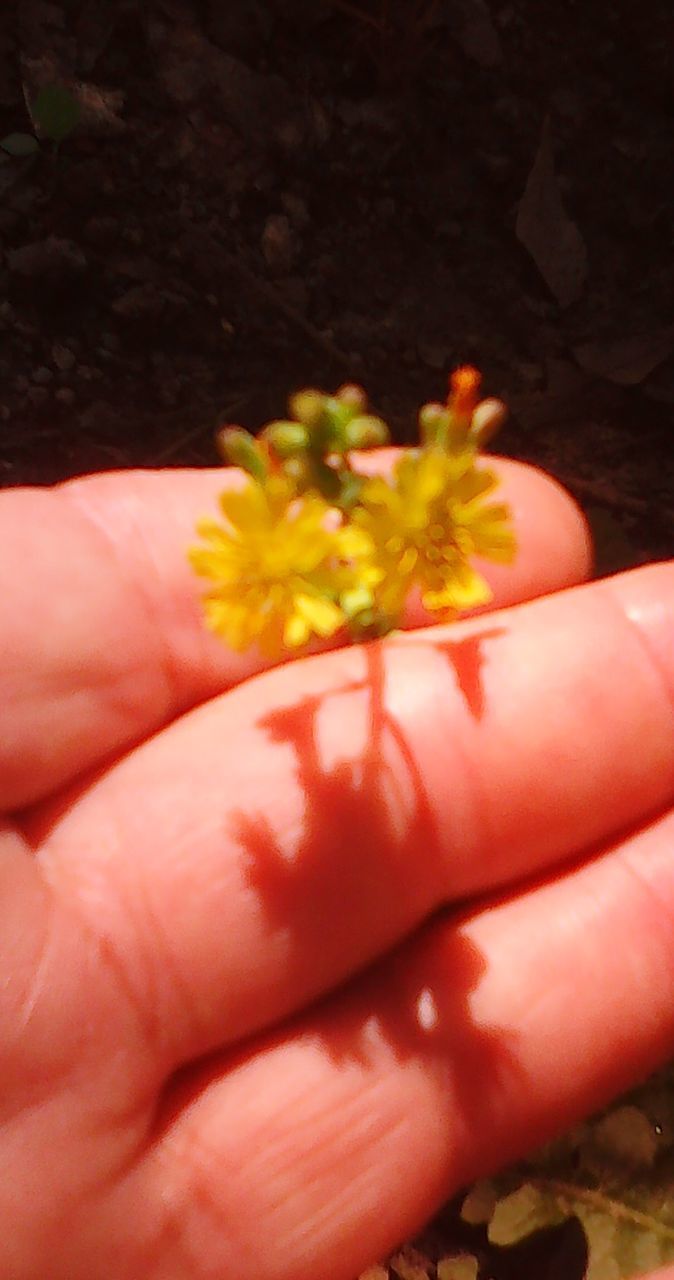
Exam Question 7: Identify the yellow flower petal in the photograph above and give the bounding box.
[190,475,374,654]
[353,448,515,628]
[294,593,344,637]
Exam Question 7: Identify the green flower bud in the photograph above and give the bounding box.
[469,397,508,447]
[343,414,390,451]
[336,470,366,511]
[418,402,449,447]
[322,396,358,448]
[336,383,368,413]
[216,427,267,482]
[263,420,310,457]
[288,388,326,428]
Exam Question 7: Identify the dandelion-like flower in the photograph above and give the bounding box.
[351,447,517,621]
[189,473,377,657]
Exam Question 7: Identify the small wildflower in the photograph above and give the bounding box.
[351,447,517,621]
[188,472,377,657]
[189,369,517,653]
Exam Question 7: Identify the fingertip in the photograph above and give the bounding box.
[496,457,594,588]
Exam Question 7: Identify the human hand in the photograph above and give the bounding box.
[1,457,673,1280]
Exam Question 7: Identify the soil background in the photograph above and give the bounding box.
[1,2,673,1277]
[1,0,673,574]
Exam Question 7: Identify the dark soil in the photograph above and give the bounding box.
[1,0,672,570]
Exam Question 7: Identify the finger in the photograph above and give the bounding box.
[35,562,674,1070]
[0,458,590,811]
[147,805,674,1280]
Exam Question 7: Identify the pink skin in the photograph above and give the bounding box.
[1,455,673,1280]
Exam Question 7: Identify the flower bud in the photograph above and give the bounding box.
[470,397,508,447]
[288,388,326,428]
[336,383,368,413]
[448,365,481,420]
[263,420,310,457]
[216,427,267,481]
[343,414,390,450]
[418,401,448,446]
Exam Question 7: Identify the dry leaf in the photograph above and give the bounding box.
[437,1258,478,1280]
[516,119,587,308]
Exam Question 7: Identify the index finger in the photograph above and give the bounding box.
[1,458,591,810]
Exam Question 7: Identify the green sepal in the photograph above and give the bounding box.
[217,427,268,482]
[335,470,367,511]
[306,457,342,502]
[321,396,359,449]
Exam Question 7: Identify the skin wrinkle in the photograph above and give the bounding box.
[156,1050,418,1279]
[0,887,67,1118]
[128,864,215,1070]
[619,830,674,952]
[41,818,200,1080]
[46,868,169,1102]
[60,479,183,739]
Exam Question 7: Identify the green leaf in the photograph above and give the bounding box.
[32,85,81,144]
[0,131,40,156]
[452,1063,674,1279]
[486,1164,674,1279]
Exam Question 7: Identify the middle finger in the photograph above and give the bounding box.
[32,562,674,1071]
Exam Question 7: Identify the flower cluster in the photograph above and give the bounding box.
[188,368,517,656]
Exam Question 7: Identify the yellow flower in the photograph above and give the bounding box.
[188,473,376,657]
[351,447,517,621]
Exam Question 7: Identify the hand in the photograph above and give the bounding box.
[1,458,673,1280]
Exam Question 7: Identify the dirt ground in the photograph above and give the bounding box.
[1,2,673,1276]
[1,0,673,571]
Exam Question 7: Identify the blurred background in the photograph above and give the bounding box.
[1,0,672,560]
